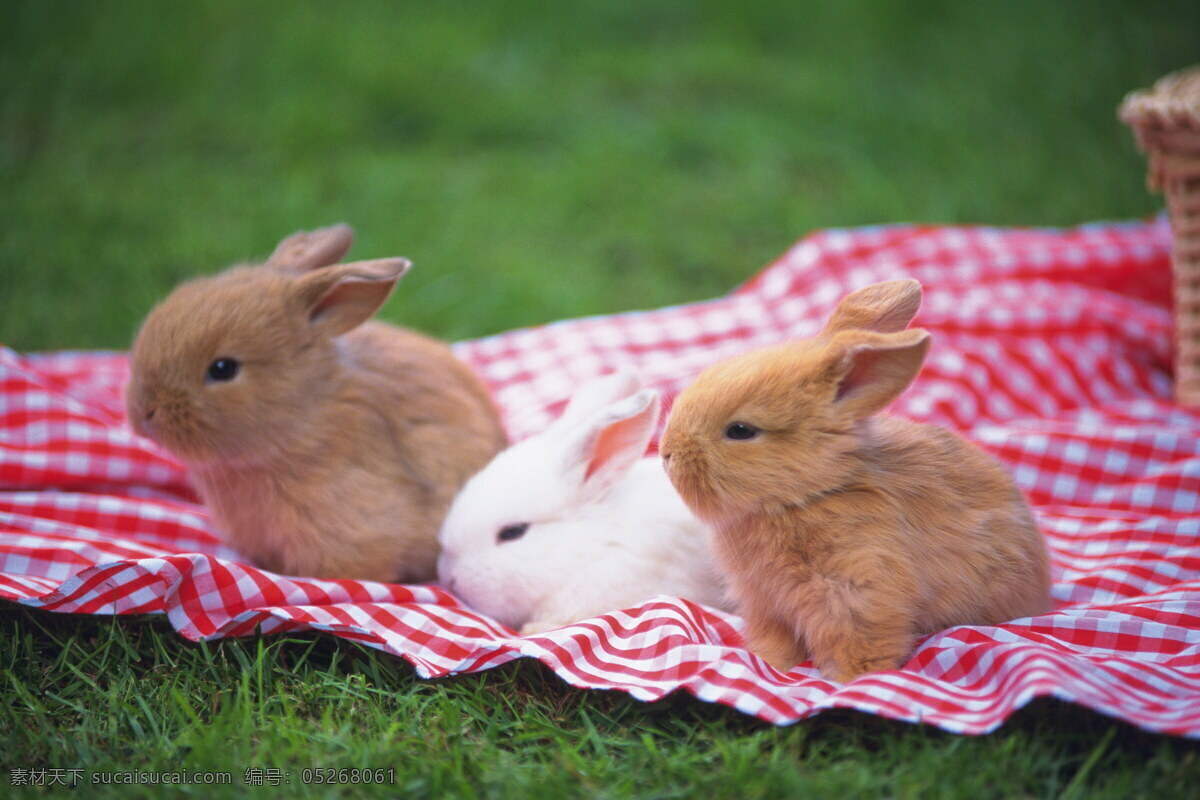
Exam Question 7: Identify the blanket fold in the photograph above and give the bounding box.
[3,219,1198,736]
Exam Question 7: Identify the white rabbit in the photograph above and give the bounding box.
[437,370,729,635]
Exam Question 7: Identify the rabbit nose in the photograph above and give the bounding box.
[134,403,164,438]
[130,405,156,437]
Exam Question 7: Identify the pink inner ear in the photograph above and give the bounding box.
[584,412,649,482]
[310,279,355,320]
[835,347,883,402]
[309,277,385,326]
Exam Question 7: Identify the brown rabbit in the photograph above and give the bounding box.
[660,279,1051,682]
[126,225,508,582]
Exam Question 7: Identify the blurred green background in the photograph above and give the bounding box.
[2,0,1196,353]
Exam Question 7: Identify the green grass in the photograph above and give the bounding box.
[3,0,1200,796]
[3,607,1197,799]
[1,0,1194,350]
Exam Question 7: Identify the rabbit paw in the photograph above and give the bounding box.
[744,616,808,674]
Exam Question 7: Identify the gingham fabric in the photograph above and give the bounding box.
[3,219,1198,737]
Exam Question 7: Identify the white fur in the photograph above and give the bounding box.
[437,371,728,634]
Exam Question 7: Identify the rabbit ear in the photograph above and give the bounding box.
[267,224,355,273]
[562,389,660,501]
[826,329,930,420]
[554,369,643,430]
[292,258,411,337]
[822,279,922,336]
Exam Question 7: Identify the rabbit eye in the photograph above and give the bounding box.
[206,358,240,383]
[497,523,529,543]
[724,422,760,441]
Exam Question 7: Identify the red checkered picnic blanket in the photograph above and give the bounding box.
[3,219,1198,736]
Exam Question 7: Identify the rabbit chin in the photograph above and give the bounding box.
[458,586,527,631]
[663,447,765,526]
[663,454,722,522]
[150,425,277,471]
[439,562,529,631]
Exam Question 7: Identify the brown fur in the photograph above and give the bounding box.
[126,226,507,582]
[661,279,1051,682]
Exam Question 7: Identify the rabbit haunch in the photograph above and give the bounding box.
[661,279,1051,682]
[126,225,507,582]
[437,370,729,634]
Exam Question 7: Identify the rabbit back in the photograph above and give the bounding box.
[342,320,507,502]
[185,320,504,583]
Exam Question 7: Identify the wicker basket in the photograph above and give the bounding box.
[1119,66,1200,406]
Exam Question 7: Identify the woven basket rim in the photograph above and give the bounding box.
[1119,65,1200,129]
